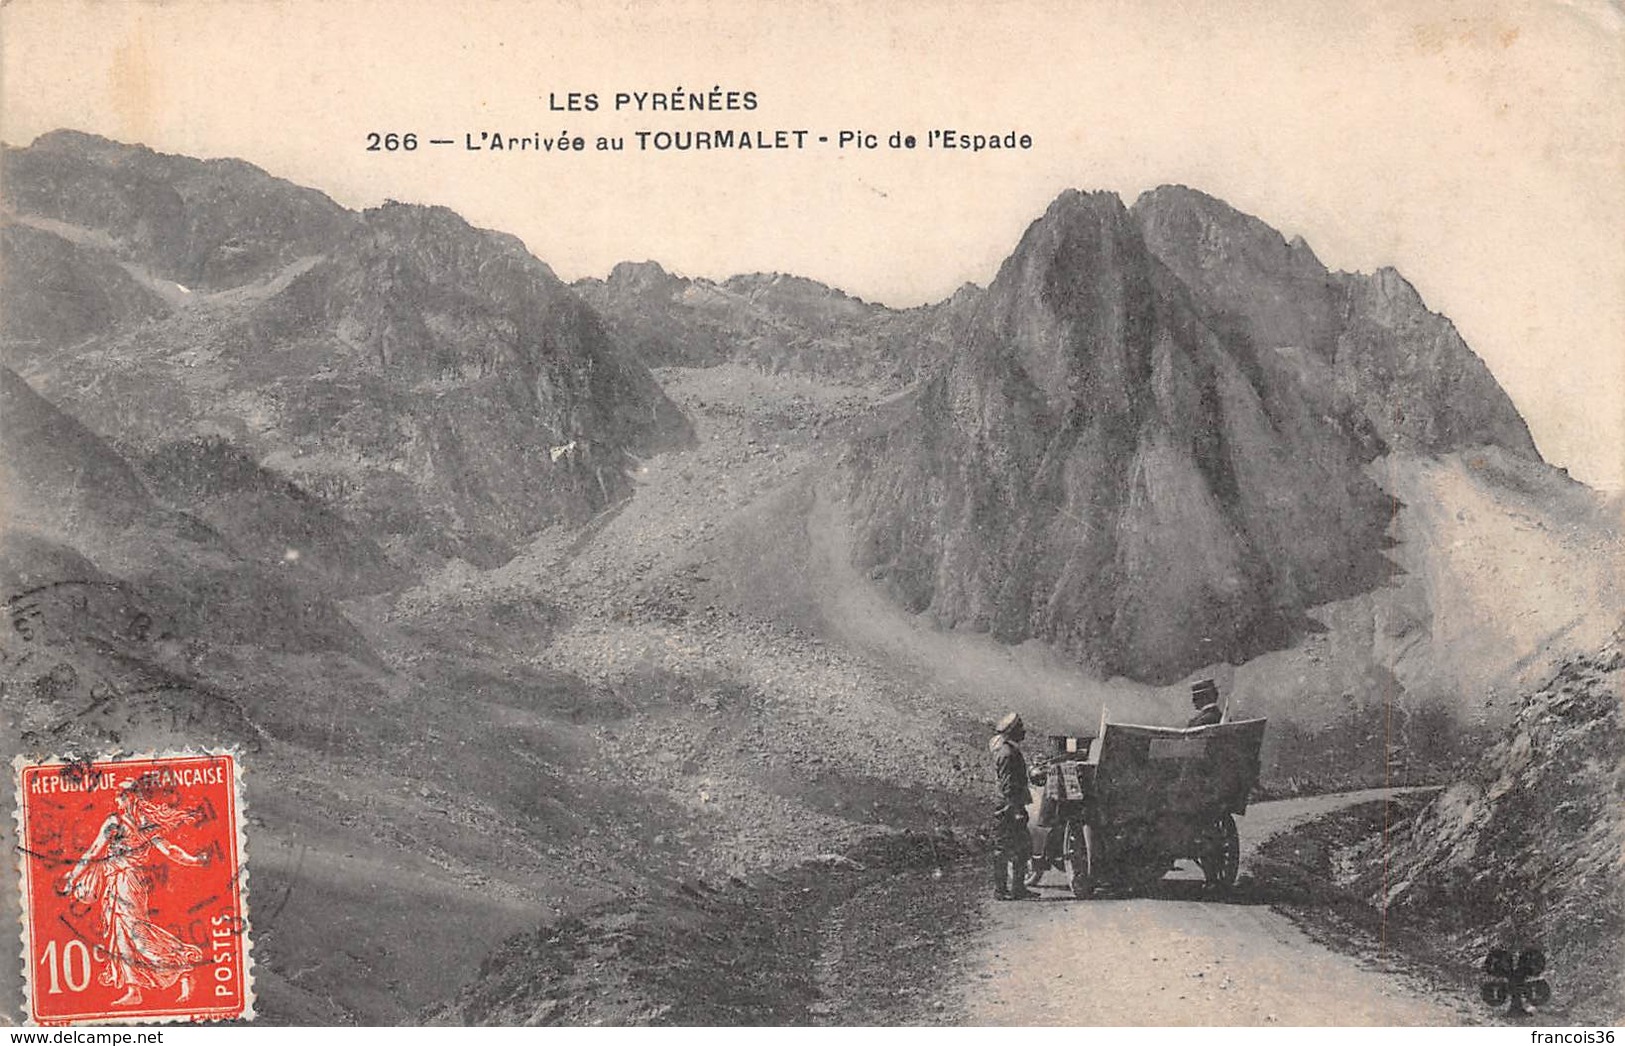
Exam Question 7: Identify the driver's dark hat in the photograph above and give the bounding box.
[1190,679,1219,706]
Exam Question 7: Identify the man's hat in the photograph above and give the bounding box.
[1190,679,1219,705]
[995,712,1024,734]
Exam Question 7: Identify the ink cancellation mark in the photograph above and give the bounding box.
[14,750,253,1025]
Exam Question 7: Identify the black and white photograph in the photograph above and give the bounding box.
[1,0,1621,1030]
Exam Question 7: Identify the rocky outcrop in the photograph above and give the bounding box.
[840,187,1542,682]
[575,262,976,385]
[2,128,349,291]
[1134,185,1538,458]
[2,132,691,564]
[1370,634,1625,1021]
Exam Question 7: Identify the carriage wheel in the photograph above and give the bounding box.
[1066,821,1095,899]
[1198,813,1240,890]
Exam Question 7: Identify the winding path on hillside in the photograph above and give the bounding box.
[954,789,1481,1025]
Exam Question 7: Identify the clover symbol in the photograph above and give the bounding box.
[1481,947,1550,1016]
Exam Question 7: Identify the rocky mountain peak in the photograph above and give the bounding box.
[1132,186,1538,459]
[720,272,872,314]
[3,130,349,292]
[1133,184,1302,259]
[2,130,691,564]
[22,128,131,160]
[1009,189,1140,280]
[579,260,966,381]
[1133,184,1341,360]
[840,184,1547,681]
[1286,233,1322,267]
[965,188,1163,421]
[1352,265,1424,312]
[606,259,681,291]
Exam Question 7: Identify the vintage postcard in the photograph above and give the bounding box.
[0,0,1620,1029]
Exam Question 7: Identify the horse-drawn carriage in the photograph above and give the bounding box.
[1031,717,1267,898]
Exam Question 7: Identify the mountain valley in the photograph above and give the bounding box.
[1,131,1620,1024]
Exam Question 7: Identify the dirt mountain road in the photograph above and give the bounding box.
[958,789,1482,1025]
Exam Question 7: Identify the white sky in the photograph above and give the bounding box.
[3,0,1621,489]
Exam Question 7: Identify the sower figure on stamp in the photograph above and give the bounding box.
[59,780,209,1006]
[989,712,1038,900]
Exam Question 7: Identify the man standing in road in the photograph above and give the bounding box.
[989,712,1038,900]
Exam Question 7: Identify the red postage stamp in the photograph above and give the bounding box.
[13,751,253,1025]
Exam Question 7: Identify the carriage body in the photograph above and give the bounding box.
[1033,718,1267,898]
